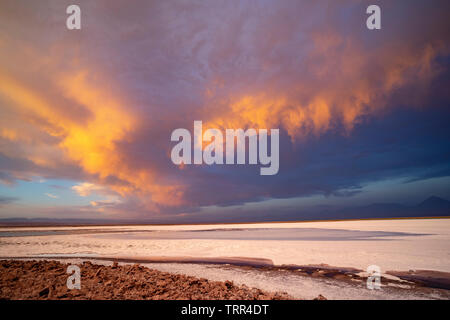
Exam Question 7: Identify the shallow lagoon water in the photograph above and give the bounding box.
[86,227,425,241]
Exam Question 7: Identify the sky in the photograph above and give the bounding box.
[0,0,449,223]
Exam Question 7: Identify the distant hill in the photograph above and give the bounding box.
[331,196,450,220]
[417,196,450,211]
[252,196,450,222]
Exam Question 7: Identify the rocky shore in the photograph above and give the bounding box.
[0,260,293,300]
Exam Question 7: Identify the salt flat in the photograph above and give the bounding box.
[1,218,449,273]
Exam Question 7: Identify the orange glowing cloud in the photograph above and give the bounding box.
[0,71,185,208]
[203,41,445,141]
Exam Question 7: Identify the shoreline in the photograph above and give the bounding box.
[1,258,449,300]
[0,259,293,300]
[2,256,450,292]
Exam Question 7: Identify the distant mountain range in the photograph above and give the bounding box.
[326,196,450,220]
[0,196,449,226]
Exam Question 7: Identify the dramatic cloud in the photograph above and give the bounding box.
[72,182,111,197]
[0,0,449,219]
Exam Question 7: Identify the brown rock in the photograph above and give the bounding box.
[224,281,233,289]
[39,287,50,297]
[0,259,292,300]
